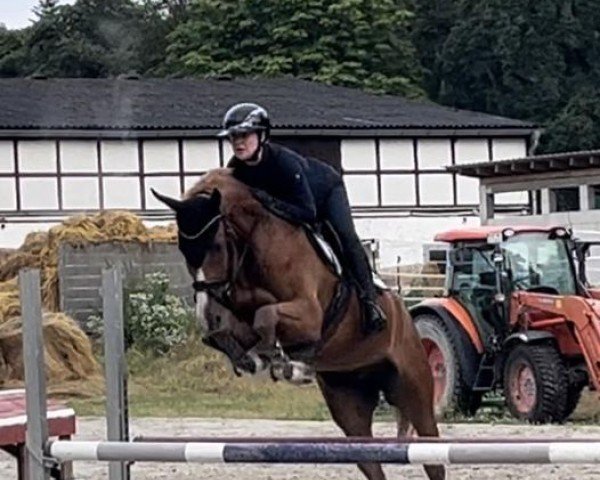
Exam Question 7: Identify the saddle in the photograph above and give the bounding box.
[253,188,389,291]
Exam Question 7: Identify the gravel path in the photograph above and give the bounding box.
[2,418,600,479]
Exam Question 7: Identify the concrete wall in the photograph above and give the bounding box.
[58,242,191,323]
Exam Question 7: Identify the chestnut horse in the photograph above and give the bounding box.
[153,169,444,480]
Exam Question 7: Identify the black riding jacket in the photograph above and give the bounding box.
[227,142,342,225]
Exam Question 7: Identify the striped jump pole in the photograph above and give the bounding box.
[133,435,600,444]
[47,441,600,465]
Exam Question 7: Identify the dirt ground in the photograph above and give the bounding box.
[2,418,600,479]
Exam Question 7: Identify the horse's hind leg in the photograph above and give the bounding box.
[383,362,445,480]
[317,373,386,480]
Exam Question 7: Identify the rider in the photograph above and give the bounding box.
[217,102,386,334]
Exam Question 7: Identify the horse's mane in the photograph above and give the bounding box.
[183,168,254,205]
[183,168,298,233]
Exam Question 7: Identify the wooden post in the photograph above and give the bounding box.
[102,267,130,480]
[20,268,49,480]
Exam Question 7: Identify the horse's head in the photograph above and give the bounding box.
[151,188,222,271]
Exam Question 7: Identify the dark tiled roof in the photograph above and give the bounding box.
[0,77,537,131]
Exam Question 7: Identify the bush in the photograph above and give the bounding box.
[125,272,194,355]
[84,272,194,355]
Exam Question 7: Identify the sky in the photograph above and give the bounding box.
[1,0,75,29]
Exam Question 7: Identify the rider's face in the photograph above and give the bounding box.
[230,132,260,161]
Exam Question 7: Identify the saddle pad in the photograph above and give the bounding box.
[311,231,343,276]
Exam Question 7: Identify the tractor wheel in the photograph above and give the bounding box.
[414,314,482,417]
[561,382,586,421]
[503,344,568,423]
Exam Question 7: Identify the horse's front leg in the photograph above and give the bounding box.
[253,299,323,351]
[253,299,323,384]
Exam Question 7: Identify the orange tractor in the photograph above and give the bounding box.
[411,225,600,423]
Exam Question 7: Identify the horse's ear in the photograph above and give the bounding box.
[209,189,222,207]
[151,188,183,211]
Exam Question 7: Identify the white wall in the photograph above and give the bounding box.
[340,136,529,209]
[355,215,479,266]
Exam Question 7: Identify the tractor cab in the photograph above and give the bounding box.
[442,226,578,343]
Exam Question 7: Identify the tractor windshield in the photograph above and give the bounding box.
[502,233,576,295]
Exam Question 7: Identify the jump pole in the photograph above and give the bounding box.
[46,440,600,465]
[133,435,600,444]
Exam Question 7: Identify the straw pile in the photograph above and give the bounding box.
[0,211,176,395]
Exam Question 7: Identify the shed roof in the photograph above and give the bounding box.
[448,149,600,178]
[0,77,537,132]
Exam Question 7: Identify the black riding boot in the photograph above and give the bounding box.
[347,246,387,334]
[323,184,387,334]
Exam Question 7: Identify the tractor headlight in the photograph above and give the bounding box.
[503,228,516,238]
[554,227,567,237]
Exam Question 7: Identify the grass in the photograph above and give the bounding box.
[68,336,600,424]
[69,337,331,419]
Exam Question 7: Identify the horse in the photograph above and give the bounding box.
[152,169,445,480]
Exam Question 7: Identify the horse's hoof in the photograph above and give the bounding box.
[234,351,267,375]
[283,361,315,385]
[270,362,285,382]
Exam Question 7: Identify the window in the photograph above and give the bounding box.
[456,176,479,204]
[144,176,181,210]
[454,139,489,165]
[183,140,220,171]
[101,140,138,172]
[589,185,600,209]
[344,175,378,206]
[103,177,141,209]
[491,138,527,161]
[416,139,451,170]
[495,191,529,205]
[379,139,414,170]
[0,179,16,210]
[503,234,576,295]
[341,139,376,170]
[381,175,416,205]
[60,141,98,173]
[143,141,179,173]
[62,177,99,210]
[20,178,58,209]
[0,141,14,173]
[18,141,57,173]
[419,174,453,205]
[550,187,580,212]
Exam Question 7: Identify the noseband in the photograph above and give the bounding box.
[182,215,248,310]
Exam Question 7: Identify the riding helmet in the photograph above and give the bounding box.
[217,103,270,141]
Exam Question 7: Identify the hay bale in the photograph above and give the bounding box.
[0,281,19,324]
[0,252,40,282]
[0,211,176,394]
[0,248,15,264]
[0,312,101,394]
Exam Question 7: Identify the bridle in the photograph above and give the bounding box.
[178,214,223,241]
[181,215,249,310]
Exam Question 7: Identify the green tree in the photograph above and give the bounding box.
[0,27,28,77]
[165,0,424,97]
[431,0,600,152]
[6,0,176,78]
[411,0,459,99]
[437,0,566,120]
[539,87,600,153]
